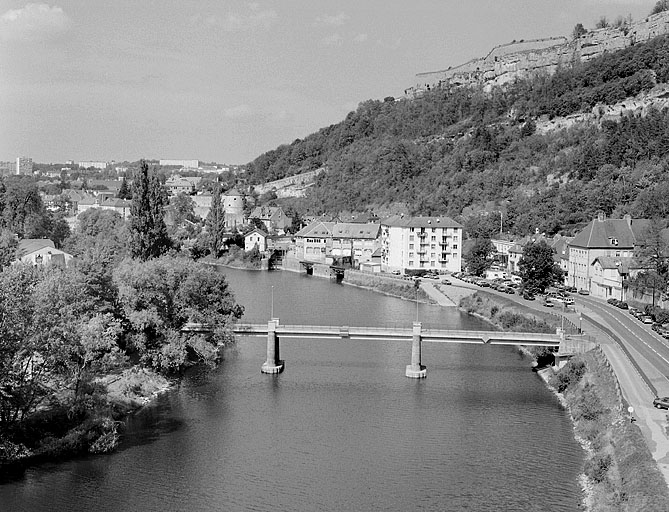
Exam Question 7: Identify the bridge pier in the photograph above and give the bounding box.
[406,322,427,378]
[261,318,285,374]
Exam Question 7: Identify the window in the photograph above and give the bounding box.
[409,243,414,249]
[431,244,436,249]
[409,235,414,241]
[409,260,414,266]
[409,252,414,258]
[453,244,458,249]
[431,262,435,267]
[431,236,436,241]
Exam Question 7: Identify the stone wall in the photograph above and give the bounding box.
[412,11,669,93]
[253,168,322,195]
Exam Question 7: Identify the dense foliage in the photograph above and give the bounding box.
[129,160,171,260]
[518,241,564,293]
[246,33,669,238]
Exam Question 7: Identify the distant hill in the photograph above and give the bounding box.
[246,26,669,239]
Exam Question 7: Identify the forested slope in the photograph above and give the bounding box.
[246,33,669,237]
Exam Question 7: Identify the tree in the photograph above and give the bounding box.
[113,255,244,372]
[572,23,587,39]
[651,0,669,15]
[117,176,132,199]
[518,241,563,293]
[630,221,669,306]
[171,193,196,226]
[129,160,171,260]
[464,238,495,277]
[595,16,609,29]
[206,184,226,258]
[0,230,18,267]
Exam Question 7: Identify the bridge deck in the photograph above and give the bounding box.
[231,323,561,347]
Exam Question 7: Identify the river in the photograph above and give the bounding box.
[0,268,584,511]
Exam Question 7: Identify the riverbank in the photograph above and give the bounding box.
[1,366,171,475]
[460,290,669,510]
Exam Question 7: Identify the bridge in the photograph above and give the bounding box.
[223,320,564,378]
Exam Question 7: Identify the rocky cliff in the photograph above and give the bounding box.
[410,11,669,95]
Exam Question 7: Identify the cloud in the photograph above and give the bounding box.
[192,3,277,32]
[0,3,71,42]
[315,13,349,27]
[320,33,344,47]
[353,33,368,43]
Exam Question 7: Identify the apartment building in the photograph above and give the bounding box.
[381,215,462,274]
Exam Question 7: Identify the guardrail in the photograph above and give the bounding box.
[581,313,657,396]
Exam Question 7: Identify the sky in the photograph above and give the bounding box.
[0,0,659,165]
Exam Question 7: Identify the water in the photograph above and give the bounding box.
[0,269,584,511]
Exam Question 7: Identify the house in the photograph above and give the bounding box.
[244,228,268,252]
[165,175,197,196]
[99,197,132,219]
[248,206,292,233]
[330,223,381,267]
[77,195,99,215]
[294,221,335,263]
[192,193,213,220]
[224,188,246,229]
[590,257,637,301]
[567,213,649,292]
[16,239,73,267]
[381,215,463,274]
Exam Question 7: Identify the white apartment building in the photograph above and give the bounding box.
[381,215,463,273]
[16,156,33,175]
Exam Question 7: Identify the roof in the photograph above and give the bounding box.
[250,206,284,220]
[225,187,242,197]
[570,215,650,249]
[245,228,268,238]
[17,238,55,258]
[294,221,334,238]
[100,198,131,207]
[331,223,380,239]
[592,256,637,274]
[381,215,462,229]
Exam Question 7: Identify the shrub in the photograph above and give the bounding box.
[556,358,586,392]
[585,453,613,483]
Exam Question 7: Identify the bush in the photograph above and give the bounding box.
[585,453,613,483]
[556,358,586,392]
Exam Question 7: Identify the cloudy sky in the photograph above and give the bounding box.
[0,0,657,164]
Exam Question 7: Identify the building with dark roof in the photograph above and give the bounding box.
[567,213,649,293]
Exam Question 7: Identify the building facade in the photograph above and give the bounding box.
[16,156,33,175]
[567,214,649,292]
[381,216,462,273]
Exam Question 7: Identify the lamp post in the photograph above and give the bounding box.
[271,285,274,319]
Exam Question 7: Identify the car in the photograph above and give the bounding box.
[522,291,535,301]
[578,289,590,295]
[441,279,452,285]
[543,300,554,308]
[505,287,515,294]
[565,286,577,293]
[653,396,669,409]
[617,301,628,309]
[607,298,619,306]
[640,315,654,324]
[390,270,401,275]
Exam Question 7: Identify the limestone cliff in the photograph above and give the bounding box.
[410,11,669,95]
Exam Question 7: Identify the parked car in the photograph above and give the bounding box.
[543,300,554,308]
[391,270,401,275]
[578,289,590,295]
[565,286,577,293]
[640,315,654,324]
[617,301,628,309]
[441,279,452,285]
[522,291,535,301]
[607,298,619,306]
[653,396,669,409]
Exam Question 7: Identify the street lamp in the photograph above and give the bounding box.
[271,285,274,319]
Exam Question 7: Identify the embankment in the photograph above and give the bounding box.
[1,367,171,474]
[343,271,435,304]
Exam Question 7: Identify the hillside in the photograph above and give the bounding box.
[246,29,669,238]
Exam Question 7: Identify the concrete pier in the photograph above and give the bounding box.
[261,318,285,374]
[406,322,427,378]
